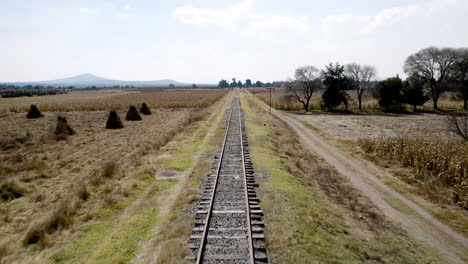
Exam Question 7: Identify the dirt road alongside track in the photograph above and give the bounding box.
[253,96,467,264]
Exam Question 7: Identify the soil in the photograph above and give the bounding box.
[295,112,457,140]
[155,170,183,180]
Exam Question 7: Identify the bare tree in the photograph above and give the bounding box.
[345,63,376,110]
[447,114,468,141]
[404,47,459,110]
[285,66,323,111]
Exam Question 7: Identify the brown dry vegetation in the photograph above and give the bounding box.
[358,137,468,208]
[0,89,226,263]
[293,109,468,234]
[250,88,464,112]
[241,93,447,263]
[0,89,227,113]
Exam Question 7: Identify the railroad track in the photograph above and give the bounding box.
[189,95,268,264]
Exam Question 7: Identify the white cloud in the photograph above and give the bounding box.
[321,0,460,35]
[171,0,308,38]
[124,4,131,11]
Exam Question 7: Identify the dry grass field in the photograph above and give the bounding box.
[0,89,227,113]
[0,89,227,263]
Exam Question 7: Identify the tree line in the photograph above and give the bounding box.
[218,78,280,88]
[285,46,468,112]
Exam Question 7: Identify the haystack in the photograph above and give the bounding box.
[55,116,75,138]
[126,105,142,121]
[106,111,124,129]
[139,103,152,115]
[26,105,43,119]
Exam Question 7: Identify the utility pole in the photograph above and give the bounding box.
[267,87,273,114]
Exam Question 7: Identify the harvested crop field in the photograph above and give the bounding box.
[1,89,227,113]
[0,89,227,262]
[295,112,459,140]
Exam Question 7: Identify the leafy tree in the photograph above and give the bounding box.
[451,48,468,110]
[322,62,350,110]
[230,78,237,88]
[377,76,404,111]
[255,81,264,87]
[218,79,229,88]
[403,73,429,111]
[192,84,198,88]
[245,79,252,87]
[237,80,243,88]
[404,47,459,109]
[272,81,282,88]
[345,63,376,110]
[168,84,175,88]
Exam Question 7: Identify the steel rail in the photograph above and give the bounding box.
[195,99,235,264]
[238,98,255,264]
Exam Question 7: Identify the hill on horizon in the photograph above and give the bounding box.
[0,73,209,88]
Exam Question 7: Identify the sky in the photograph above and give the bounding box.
[1,0,467,83]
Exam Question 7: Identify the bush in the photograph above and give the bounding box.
[23,199,75,245]
[101,160,117,178]
[447,114,468,141]
[0,179,27,201]
[403,74,429,111]
[377,77,404,111]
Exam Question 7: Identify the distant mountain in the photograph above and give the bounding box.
[1,73,195,88]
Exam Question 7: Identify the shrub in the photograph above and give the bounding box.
[0,133,30,150]
[23,199,75,245]
[447,114,468,141]
[101,160,117,178]
[126,105,142,121]
[376,77,404,111]
[403,74,429,111]
[26,105,43,119]
[76,181,90,201]
[105,110,124,129]
[140,103,152,115]
[0,179,27,201]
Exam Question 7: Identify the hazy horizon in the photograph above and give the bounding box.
[1,0,467,83]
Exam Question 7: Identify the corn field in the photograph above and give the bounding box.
[358,137,468,208]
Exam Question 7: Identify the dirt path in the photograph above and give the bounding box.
[253,98,467,264]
